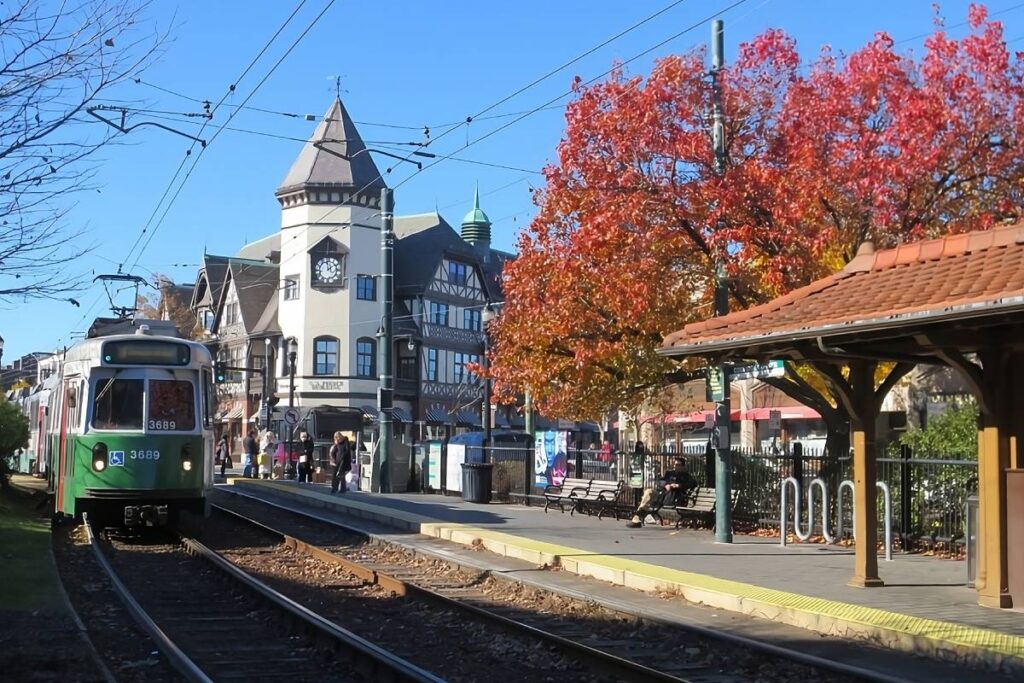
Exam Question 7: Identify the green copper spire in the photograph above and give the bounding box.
[461,182,491,245]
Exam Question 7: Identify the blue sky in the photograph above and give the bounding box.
[5,0,1023,360]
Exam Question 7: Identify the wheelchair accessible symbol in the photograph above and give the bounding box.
[109,451,125,467]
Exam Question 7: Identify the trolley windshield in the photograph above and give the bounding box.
[91,373,197,433]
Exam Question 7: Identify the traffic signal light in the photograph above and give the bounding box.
[214,361,226,383]
[267,396,280,408]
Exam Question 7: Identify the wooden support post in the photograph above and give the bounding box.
[848,361,882,588]
[977,350,1013,608]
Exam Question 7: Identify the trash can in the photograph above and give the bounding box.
[461,462,494,504]
[966,495,978,588]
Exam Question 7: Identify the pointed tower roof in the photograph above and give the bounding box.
[275,98,387,206]
[460,183,492,245]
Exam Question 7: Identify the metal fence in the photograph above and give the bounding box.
[562,445,977,552]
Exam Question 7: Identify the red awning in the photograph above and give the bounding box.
[743,406,821,421]
[659,409,741,424]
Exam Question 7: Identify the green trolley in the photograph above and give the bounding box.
[49,327,215,526]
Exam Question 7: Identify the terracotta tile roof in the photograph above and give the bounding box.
[661,223,1024,355]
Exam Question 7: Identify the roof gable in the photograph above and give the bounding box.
[662,223,1024,354]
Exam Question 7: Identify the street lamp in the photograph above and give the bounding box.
[287,337,298,480]
[481,304,496,461]
[0,335,5,390]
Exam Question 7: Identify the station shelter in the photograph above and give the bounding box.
[660,223,1024,608]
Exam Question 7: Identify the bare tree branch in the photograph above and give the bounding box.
[0,1,164,302]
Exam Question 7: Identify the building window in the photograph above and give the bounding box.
[429,302,449,326]
[356,275,376,301]
[356,338,375,377]
[283,276,299,301]
[464,308,481,331]
[223,301,239,326]
[398,355,416,380]
[313,337,338,376]
[448,261,469,286]
[453,352,467,383]
[426,348,438,381]
[201,309,214,331]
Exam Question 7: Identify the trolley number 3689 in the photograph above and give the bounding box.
[130,450,161,461]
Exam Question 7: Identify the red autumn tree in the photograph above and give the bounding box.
[491,5,1024,452]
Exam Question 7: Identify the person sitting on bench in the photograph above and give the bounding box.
[626,458,698,528]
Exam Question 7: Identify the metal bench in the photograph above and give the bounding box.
[671,487,740,528]
[543,477,591,513]
[573,479,625,519]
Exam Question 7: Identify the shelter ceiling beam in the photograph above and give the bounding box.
[917,334,992,415]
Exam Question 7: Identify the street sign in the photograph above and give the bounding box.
[283,407,300,426]
[706,366,726,402]
[768,409,782,431]
[259,404,270,428]
[729,359,785,381]
[703,413,715,430]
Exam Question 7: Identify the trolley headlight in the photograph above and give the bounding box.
[181,443,193,472]
[92,442,108,472]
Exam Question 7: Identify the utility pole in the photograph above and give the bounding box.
[376,187,395,493]
[711,18,733,544]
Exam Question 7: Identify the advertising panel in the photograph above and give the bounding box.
[428,442,443,490]
[534,431,568,486]
[446,443,466,492]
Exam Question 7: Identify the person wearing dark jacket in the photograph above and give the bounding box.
[298,431,316,483]
[241,429,258,478]
[329,431,352,494]
[626,458,698,528]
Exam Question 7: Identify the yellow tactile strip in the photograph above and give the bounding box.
[230,480,1024,673]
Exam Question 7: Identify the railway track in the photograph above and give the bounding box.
[83,514,443,683]
[209,489,872,683]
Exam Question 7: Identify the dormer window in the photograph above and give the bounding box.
[448,261,469,286]
[309,237,347,290]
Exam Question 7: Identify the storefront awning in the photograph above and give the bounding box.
[217,406,244,422]
[361,405,379,421]
[425,408,451,424]
[392,406,413,423]
[744,406,821,421]
[456,409,479,427]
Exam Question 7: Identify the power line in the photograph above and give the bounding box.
[894,1,1024,45]
[394,0,750,192]
[119,0,313,270]
[128,0,337,271]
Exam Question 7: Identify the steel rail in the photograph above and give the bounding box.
[213,503,692,683]
[84,514,213,683]
[218,486,919,683]
[85,513,445,683]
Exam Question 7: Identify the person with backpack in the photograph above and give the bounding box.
[329,431,352,494]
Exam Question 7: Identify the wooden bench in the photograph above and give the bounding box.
[572,479,624,519]
[543,477,591,513]
[671,487,740,528]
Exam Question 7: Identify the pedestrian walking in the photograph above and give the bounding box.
[258,430,276,480]
[216,435,231,477]
[298,431,315,483]
[329,431,352,494]
[242,429,258,478]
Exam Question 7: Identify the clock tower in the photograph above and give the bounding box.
[274,98,387,408]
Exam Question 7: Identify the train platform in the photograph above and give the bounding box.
[226,478,1024,678]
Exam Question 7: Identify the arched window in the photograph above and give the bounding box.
[313,336,339,376]
[356,337,375,378]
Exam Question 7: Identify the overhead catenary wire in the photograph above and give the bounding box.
[119,0,314,271]
[128,0,337,272]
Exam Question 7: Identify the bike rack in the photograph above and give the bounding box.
[780,477,893,561]
[780,477,835,545]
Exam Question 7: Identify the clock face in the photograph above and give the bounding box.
[315,256,342,284]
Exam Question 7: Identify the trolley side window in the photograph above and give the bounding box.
[148,379,196,432]
[92,378,144,430]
